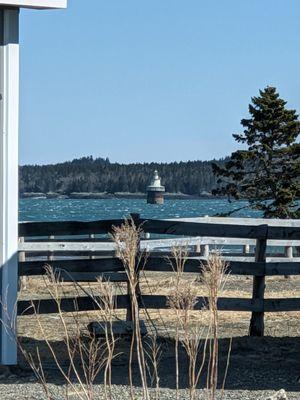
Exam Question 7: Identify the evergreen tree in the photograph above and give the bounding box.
[213,86,300,218]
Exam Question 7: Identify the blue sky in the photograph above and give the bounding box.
[20,0,300,165]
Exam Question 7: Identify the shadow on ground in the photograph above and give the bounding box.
[2,335,298,392]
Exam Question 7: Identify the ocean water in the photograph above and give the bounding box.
[19,198,261,222]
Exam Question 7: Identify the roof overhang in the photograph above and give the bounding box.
[0,0,67,9]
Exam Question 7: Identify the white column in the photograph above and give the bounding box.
[0,7,19,365]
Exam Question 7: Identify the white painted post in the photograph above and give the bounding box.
[0,7,19,365]
[0,0,67,366]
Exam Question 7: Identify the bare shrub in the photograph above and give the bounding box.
[145,334,162,400]
[112,218,150,400]
[167,245,188,399]
[95,277,119,399]
[200,254,228,400]
[168,245,211,400]
[167,248,230,400]
[9,266,119,400]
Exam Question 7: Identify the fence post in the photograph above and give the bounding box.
[144,232,150,254]
[284,246,293,279]
[249,225,268,336]
[89,234,95,260]
[285,246,293,259]
[243,244,250,255]
[48,235,54,262]
[18,237,27,290]
[200,244,209,258]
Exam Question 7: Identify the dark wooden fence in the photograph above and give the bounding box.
[18,214,300,336]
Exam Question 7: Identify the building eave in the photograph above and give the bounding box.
[0,0,67,9]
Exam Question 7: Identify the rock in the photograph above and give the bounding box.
[265,389,288,400]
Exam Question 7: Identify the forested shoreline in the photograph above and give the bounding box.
[20,156,227,197]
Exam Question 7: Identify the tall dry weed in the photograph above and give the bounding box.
[145,334,162,400]
[200,253,228,400]
[167,245,208,400]
[112,218,150,400]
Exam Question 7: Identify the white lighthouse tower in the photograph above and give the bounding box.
[147,170,165,204]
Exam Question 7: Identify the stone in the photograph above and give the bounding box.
[265,389,288,400]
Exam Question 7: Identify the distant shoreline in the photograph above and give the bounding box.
[20,192,220,200]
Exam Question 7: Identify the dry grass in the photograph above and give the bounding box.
[19,275,300,340]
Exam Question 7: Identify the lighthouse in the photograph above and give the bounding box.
[147,171,165,204]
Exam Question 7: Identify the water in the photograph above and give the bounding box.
[19,198,261,222]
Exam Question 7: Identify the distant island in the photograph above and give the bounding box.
[20,156,227,199]
[21,192,216,200]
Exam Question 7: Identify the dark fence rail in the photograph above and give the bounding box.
[20,217,300,240]
[19,257,300,277]
[18,296,300,316]
[19,219,125,237]
[18,214,300,337]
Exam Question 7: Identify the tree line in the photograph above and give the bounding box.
[20,157,226,195]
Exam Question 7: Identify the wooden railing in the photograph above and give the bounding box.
[18,214,300,336]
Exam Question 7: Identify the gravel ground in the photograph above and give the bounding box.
[0,383,299,400]
[0,384,299,400]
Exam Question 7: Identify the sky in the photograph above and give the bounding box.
[19,0,300,165]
